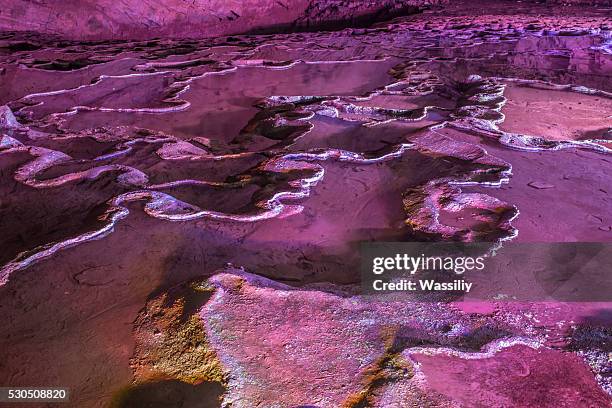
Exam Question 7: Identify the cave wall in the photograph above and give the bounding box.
[0,0,446,40]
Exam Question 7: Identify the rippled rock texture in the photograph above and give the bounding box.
[0,1,611,407]
[0,0,445,40]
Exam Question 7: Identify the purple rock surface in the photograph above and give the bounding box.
[0,0,445,40]
[0,1,610,407]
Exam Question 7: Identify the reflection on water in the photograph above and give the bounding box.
[1,19,611,285]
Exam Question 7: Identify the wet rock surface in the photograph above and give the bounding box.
[0,1,611,407]
[0,0,444,41]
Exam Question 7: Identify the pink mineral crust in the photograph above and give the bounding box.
[0,0,611,407]
[202,272,558,407]
[135,269,609,407]
[410,345,610,407]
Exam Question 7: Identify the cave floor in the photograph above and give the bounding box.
[0,1,611,407]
